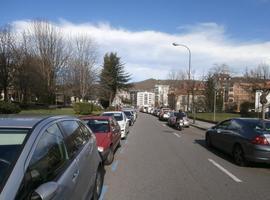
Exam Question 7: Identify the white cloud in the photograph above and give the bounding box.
[12,20,270,81]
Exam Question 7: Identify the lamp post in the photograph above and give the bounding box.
[172,43,191,112]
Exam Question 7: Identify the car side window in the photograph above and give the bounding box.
[228,120,241,131]
[78,121,92,139]
[15,124,68,200]
[217,120,231,129]
[59,120,87,159]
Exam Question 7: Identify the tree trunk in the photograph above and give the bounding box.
[3,87,8,102]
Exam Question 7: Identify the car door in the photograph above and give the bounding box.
[223,119,242,153]
[211,120,231,150]
[15,123,77,200]
[59,120,95,200]
[111,119,121,149]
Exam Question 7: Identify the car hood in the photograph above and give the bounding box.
[95,133,109,146]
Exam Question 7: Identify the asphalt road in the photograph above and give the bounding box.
[100,113,270,200]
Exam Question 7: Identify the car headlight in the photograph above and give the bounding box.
[98,146,104,152]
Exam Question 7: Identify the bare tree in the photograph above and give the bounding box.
[244,63,270,119]
[28,20,68,104]
[68,35,97,101]
[13,31,44,103]
[0,25,16,102]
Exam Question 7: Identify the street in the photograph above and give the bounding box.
[100,113,270,200]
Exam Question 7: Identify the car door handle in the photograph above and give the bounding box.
[72,170,80,182]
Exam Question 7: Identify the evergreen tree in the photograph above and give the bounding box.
[99,52,132,107]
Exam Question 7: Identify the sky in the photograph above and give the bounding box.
[1,0,270,81]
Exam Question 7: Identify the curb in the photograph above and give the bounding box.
[190,124,210,131]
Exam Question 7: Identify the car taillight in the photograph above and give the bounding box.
[251,135,269,145]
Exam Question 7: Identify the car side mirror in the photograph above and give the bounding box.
[32,182,59,200]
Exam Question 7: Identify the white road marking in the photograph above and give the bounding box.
[162,124,166,127]
[208,159,242,183]
[173,132,181,138]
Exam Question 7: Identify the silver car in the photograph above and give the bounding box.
[0,115,103,200]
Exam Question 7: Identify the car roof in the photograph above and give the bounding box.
[0,115,72,129]
[80,116,112,120]
[102,111,123,114]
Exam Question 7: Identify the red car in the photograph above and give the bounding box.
[80,116,121,165]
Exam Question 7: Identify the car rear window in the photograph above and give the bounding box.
[0,128,29,192]
[84,119,110,133]
[102,113,123,121]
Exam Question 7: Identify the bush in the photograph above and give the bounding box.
[73,102,101,115]
[0,101,21,114]
[240,101,254,116]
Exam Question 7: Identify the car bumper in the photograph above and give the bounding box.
[184,121,189,127]
[98,148,110,161]
[245,144,270,163]
[121,129,127,138]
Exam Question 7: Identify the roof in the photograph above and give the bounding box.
[80,116,112,120]
[102,111,123,114]
[0,115,69,128]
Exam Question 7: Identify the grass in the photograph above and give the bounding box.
[19,108,102,116]
[190,112,241,123]
[19,108,76,115]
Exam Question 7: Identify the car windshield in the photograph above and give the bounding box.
[102,113,123,121]
[84,119,110,133]
[124,111,132,117]
[0,128,29,192]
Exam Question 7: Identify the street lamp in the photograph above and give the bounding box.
[172,43,191,112]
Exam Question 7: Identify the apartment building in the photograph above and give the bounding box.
[136,91,155,108]
[154,84,169,107]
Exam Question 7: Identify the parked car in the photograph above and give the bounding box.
[180,112,190,127]
[123,110,135,126]
[0,115,103,200]
[101,111,129,139]
[167,111,185,130]
[205,118,270,166]
[159,108,170,121]
[81,116,121,165]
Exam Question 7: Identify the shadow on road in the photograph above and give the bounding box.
[194,139,270,169]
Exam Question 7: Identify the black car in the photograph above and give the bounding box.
[205,118,270,166]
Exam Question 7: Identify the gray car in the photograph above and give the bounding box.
[0,115,103,200]
[205,118,270,166]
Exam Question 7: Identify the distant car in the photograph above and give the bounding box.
[81,116,121,165]
[167,111,179,126]
[123,110,135,126]
[205,118,270,166]
[180,112,189,127]
[0,115,103,200]
[159,108,170,121]
[101,111,129,139]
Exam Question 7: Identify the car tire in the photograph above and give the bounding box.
[205,134,212,148]
[233,145,247,166]
[117,140,121,148]
[104,148,114,165]
[91,166,104,200]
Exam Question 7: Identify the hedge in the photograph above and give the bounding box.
[73,102,101,115]
[0,101,21,114]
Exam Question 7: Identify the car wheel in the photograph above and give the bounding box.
[91,166,104,200]
[233,145,246,166]
[104,148,114,165]
[205,134,212,148]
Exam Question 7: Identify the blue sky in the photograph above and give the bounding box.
[2,0,270,81]
[2,0,270,40]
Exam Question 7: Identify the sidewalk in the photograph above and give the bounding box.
[190,119,215,130]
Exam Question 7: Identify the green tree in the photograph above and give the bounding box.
[99,52,131,107]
